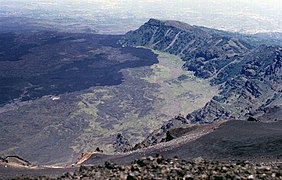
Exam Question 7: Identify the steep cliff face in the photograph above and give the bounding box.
[189,46,282,123]
[121,19,282,146]
[122,18,251,82]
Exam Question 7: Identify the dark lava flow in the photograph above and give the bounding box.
[0,32,158,106]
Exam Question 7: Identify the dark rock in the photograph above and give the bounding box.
[245,81,261,98]
[0,157,6,163]
[126,174,135,180]
[95,147,103,153]
[113,133,133,153]
[135,160,146,167]
[105,161,116,170]
[165,131,174,142]
[247,117,259,122]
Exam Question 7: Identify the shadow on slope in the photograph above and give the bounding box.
[83,120,282,165]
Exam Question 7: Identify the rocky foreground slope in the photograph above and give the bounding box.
[11,157,282,179]
[84,120,282,165]
[1,120,281,179]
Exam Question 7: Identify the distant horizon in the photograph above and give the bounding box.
[0,0,281,34]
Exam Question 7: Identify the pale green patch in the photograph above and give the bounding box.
[142,50,218,116]
[71,49,218,154]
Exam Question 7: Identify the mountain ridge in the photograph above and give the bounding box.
[0,18,281,166]
[0,19,282,178]
[122,18,251,81]
[121,19,282,148]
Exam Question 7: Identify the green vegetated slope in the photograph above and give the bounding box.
[144,50,218,115]
[71,49,218,153]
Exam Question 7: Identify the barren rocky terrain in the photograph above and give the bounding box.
[1,17,282,179]
[1,120,281,179]
[0,28,216,165]
[5,157,282,179]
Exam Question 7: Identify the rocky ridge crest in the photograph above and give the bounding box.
[121,19,282,148]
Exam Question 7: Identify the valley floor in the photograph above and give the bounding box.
[0,44,217,165]
[72,50,218,153]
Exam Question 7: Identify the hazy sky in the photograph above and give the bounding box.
[0,0,281,34]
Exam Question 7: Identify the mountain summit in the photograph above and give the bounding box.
[122,18,251,80]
